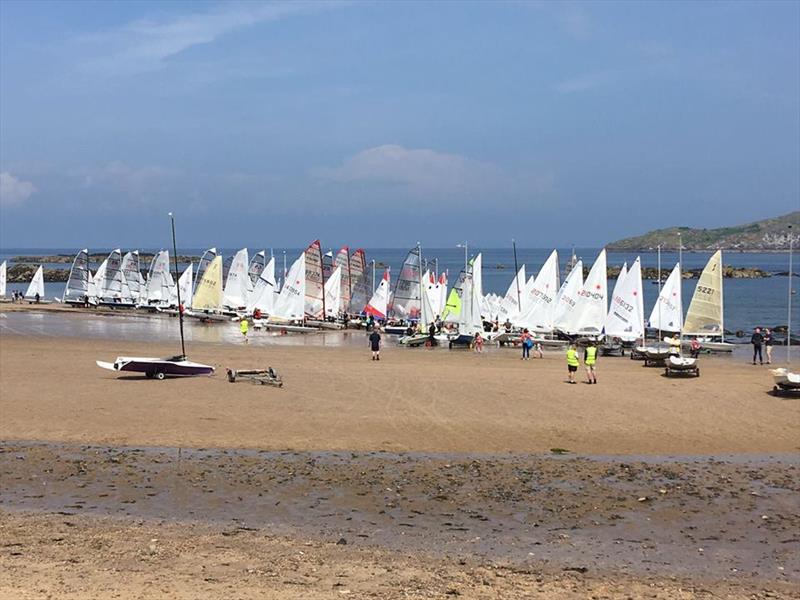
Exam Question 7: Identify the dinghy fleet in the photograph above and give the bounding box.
[2,243,731,350]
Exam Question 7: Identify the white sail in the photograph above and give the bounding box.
[517,250,560,333]
[121,251,142,302]
[606,257,644,341]
[91,260,107,304]
[248,251,267,287]
[389,246,422,320]
[421,270,440,324]
[552,260,584,334]
[169,263,193,308]
[100,249,133,303]
[0,260,5,297]
[683,250,724,337]
[364,268,390,319]
[272,253,305,321]
[573,249,608,335]
[62,250,90,303]
[24,265,45,299]
[458,272,484,336]
[648,263,683,333]
[324,266,343,318]
[497,265,526,324]
[609,262,628,307]
[304,241,325,319]
[191,255,223,312]
[437,273,448,316]
[144,250,173,306]
[223,248,250,310]
[247,257,276,316]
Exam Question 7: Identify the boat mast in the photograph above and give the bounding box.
[346,248,352,316]
[168,212,186,358]
[719,250,724,344]
[678,233,683,349]
[512,238,521,313]
[657,244,662,344]
[417,242,424,326]
[319,242,326,320]
[789,224,794,363]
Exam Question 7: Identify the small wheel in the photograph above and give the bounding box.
[155,372,166,380]
[695,369,700,378]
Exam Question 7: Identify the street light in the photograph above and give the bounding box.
[456,242,468,272]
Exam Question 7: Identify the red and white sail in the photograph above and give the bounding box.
[364,269,390,319]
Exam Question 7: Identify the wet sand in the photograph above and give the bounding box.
[1,310,799,598]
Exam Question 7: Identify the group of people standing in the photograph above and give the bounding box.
[9,290,37,303]
[750,327,774,365]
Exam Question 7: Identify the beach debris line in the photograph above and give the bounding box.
[226,367,283,388]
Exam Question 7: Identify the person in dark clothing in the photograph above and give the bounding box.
[369,329,381,360]
[428,322,437,347]
[751,327,764,365]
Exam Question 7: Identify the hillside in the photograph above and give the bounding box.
[608,211,799,251]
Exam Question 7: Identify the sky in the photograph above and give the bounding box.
[0,0,798,249]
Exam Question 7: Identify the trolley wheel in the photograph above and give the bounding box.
[695,369,700,378]
[155,372,166,380]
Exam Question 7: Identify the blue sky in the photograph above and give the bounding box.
[1,0,798,248]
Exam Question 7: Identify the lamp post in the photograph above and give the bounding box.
[789,224,794,363]
[456,242,468,273]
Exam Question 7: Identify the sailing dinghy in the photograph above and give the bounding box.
[682,250,734,352]
[97,213,214,380]
[24,265,45,301]
[63,250,91,305]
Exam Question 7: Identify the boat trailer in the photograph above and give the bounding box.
[226,367,283,388]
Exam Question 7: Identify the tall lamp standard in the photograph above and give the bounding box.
[789,224,794,363]
[456,242,468,273]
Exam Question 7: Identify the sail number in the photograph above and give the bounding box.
[696,285,715,296]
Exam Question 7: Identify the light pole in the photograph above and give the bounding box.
[456,242,468,273]
[371,259,376,291]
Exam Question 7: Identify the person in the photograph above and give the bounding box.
[473,332,484,353]
[566,344,579,384]
[533,341,544,359]
[240,318,249,344]
[253,308,262,320]
[367,314,375,332]
[520,328,533,360]
[751,327,764,365]
[369,327,381,360]
[764,328,773,364]
[690,338,702,358]
[504,319,512,333]
[428,322,437,347]
[435,315,442,333]
[584,341,598,384]
[34,292,40,304]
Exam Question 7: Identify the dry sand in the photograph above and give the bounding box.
[1,312,799,598]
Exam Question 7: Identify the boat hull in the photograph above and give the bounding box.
[97,356,215,378]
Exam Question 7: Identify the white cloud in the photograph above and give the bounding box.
[312,144,504,195]
[553,70,617,94]
[0,172,37,207]
[80,1,342,74]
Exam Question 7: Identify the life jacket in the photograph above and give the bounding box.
[240,320,249,334]
[566,348,579,367]
[585,346,597,365]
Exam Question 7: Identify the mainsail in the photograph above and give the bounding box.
[121,251,142,302]
[169,263,194,309]
[606,257,644,341]
[247,257,276,316]
[193,248,217,297]
[683,250,724,337]
[552,260,584,334]
[334,247,352,311]
[144,250,173,306]
[271,253,305,321]
[304,240,325,318]
[63,249,90,303]
[497,266,526,324]
[324,266,343,318]
[24,265,45,299]
[223,248,250,309]
[573,249,608,335]
[458,271,484,336]
[389,246,422,320]
[648,263,683,333]
[349,249,369,314]
[248,251,267,286]
[364,269,390,319]
[100,249,132,303]
[517,250,560,333]
[191,255,223,311]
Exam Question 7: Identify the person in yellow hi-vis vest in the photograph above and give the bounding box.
[566,344,579,384]
[240,318,249,344]
[584,341,598,384]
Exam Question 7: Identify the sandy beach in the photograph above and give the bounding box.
[1,308,799,598]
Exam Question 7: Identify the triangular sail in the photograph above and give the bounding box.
[606,257,644,341]
[458,271,483,336]
[438,272,448,316]
[0,261,6,297]
[121,251,142,302]
[552,260,584,334]
[349,249,370,314]
[609,263,628,308]
[248,251,267,287]
[91,260,107,304]
[271,253,306,321]
[193,248,217,297]
[497,266,526,324]
[170,263,193,309]
[247,257,276,316]
[304,240,325,319]
[364,269,390,319]
[573,249,608,335]
[144,251,173,306]
[334,247,352,312]
[648,263,683,333]
[420,270,439,326]
[223,248,250,310]
[324,266,343,318]
[62,249,90,303]
[517,250,560,333]
[24,265,44,299]
[389,247,422,320]
[683,250,724,336]
[191,255,223,311]
[100,249,132,303]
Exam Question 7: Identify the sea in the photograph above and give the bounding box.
[1,247,795,336]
